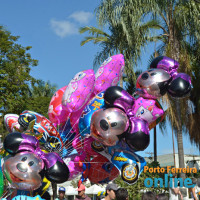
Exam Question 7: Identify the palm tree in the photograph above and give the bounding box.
[79,17,159,87]
[95,0,200,179]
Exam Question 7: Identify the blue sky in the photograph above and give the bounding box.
[0,0,199,157]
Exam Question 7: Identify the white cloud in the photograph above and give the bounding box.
[69,11,93,24]
[50,19,78,38]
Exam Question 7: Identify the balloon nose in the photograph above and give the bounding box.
[100,119,109,131]
[17,163,28,173]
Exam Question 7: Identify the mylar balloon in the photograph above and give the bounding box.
[132,97,164,125]
[62,69,95,112]
[4,114,22,133]
[167,73,192,98]
[79,91,105,137]
[3,152,44,191]
[88,154,119,184]
[0,157,3,198]
[94,54,125,95]
[150,56,179,77]
[136,69,171,99]
[125,118,150,151]
[19,110,63,150]
[48,85,69,127]
[90,108,129,146]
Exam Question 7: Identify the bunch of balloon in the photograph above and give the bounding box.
[0,132,69,199]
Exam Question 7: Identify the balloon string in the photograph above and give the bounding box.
[55,113,81,152]
[59,124,91,154]
[60,125,90,151]
[63,139,91,156]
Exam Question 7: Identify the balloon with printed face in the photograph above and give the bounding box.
[18,110,63,151]
[90,108,129,146]
[88,154,119,184]
[4,114,22,133]
[167,73,192,98]
[3,152,44,191]
[94,54,125,95]
[79,91,105,137]
[136,69,172,99]
[48,85,69,127]
[132,97,164,125]
[62,69,95,113]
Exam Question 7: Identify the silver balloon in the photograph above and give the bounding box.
[136,69,171,99]
[90,108,129,146]
[3,152,44,191]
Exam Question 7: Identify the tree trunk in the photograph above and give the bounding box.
[154,127,157,162]
[175,100,185,179]
[52,182,57,200]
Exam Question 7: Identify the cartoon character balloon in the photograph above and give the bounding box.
[3,133,69,191]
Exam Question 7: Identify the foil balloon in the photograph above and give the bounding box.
[4,114,22,133]
[0,157,3,198]
[62,69,95,112]
[48,85,69,127]
[125,118,150,151]
[90,108,129,146]
[167,73,192,98]
[87,154,119,184]
[18,110,63,151]
[150,56,179,77]
[79,91,105,137]
[3,152,44,191]
[3,132,69,191]
[63,153,85,181]
[136,69,172,99]
[94,54,125,95]
[132,97,164,125]
[1,195,45,200]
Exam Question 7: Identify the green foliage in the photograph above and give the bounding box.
[0,26,38,115]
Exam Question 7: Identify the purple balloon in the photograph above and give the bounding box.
[125,118,150,151]
[150,56,179,77]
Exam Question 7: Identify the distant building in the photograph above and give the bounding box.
[145,153,200,171]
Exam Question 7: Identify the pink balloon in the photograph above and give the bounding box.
[94,54,125,95]
[4,114,22,132]
[48,86,70,127]
[132,97,164,124]
[62,69,95,112]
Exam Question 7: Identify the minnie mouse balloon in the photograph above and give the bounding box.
[136,69,172,99]
[90,108,129,146]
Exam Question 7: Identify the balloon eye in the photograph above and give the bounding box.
[141,110,144,114]
[141,73,149,80]
[100,119,109,131]
[111,122,117,127]
[150,72,157,76]
[21,157,27,162]
[148,69,153,72]
[28,161,34,166]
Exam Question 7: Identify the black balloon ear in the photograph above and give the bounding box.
[125,131,150,151]
[104,86,134,111]
[150,56,165,69]
[4,132,24,155]
[45,161,69,183]
[167,75,191,98]
[104,86,124,106]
